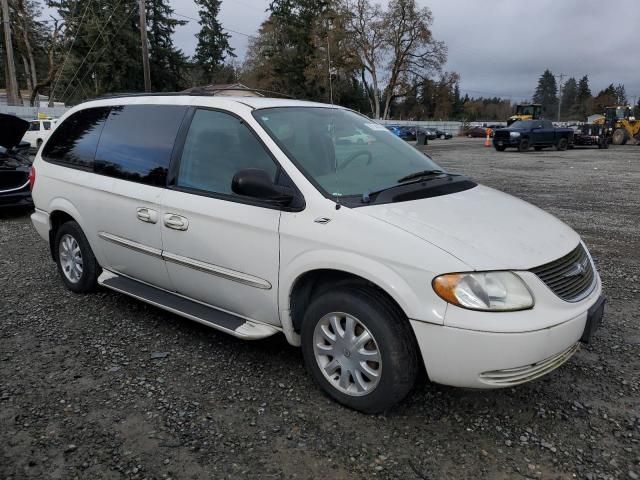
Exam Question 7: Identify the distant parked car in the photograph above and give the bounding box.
[466,126,488,138]
[0,114,33,209]
[431,129,452,140]
[21,118,56,150]
[385,125,416,141]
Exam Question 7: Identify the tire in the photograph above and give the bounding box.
[495,145,506,152]
[440,134,446,140]
[556,137,568,151]
[534,146,544,151]
[611,129,626,145]
[54,221,100,293]
[301,286,419,414]
[517,138,530,152]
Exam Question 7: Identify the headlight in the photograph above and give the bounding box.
[510,131,521,138]
[432,272,534,311]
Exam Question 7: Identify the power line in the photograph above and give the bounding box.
[172,11,253,38]
[50,0,94,102]
[58,0,128,101]
[65,3,138,103]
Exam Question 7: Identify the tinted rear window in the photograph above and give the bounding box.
[94,104,186,186]
[42,107,111,169]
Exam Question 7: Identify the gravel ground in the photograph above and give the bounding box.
[1,138,638,479]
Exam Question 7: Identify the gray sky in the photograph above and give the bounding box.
[169,0,640,103]
[43,0,638,103]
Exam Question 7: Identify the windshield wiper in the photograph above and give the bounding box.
[397,169,446,183]
[362,170,460,203]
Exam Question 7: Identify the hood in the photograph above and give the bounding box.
[363,185,579,271]
[0,114,29,149]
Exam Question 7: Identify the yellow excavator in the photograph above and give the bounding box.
[507,104,543,126]
[593,106,640,145]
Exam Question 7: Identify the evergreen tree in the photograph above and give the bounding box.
[194,0,235,84]
[560,77,577,120]
[50,0,143,104]
[574,75,592,119]
[593,84,617,113]
[532,69,557,118]
[146,0,188,91]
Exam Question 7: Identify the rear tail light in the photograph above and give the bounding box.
[28,166,36,191]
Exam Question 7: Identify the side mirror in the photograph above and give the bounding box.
[232,168,294,206]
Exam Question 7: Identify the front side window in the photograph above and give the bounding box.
[94,104,186,186]
[42,107,111,169]
[43,121,51,130]
[176,109,277,196]
[254,107,444,199]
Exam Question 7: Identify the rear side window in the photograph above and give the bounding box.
[94,104,186,186]
[43,121,51,130]
[29,121,40,131]
[42,107,111,170]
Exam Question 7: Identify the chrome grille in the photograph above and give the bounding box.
[530,244,595,301]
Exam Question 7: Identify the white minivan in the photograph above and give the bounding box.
[30,95,604,413]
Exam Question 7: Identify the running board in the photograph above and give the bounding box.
[98,271,280,340]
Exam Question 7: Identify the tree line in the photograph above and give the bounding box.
[2,0,638,121]
[532,69,639,121]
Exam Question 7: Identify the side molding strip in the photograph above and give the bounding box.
[98,231,162,258]
[98,232,272,290]
[162,251,272,290]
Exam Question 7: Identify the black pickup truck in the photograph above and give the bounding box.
[493,120,574,152]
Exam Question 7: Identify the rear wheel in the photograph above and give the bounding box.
[517,138,530,152]
[556,137,568,151]
[54,221,100,293]
[301,286,418,413]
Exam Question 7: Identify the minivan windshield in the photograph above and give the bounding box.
[254,107,444,199]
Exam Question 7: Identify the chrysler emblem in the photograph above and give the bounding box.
[564,258,588,278]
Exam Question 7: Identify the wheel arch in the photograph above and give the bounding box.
[282,255,427,338]
[47,200,84,260]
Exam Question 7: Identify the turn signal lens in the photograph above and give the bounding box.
[433,272,534,311]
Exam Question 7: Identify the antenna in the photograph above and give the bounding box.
[326,18,334,105]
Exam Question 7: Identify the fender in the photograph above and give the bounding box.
[279,248,448,343]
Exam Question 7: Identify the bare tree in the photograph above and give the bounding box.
[344,0,385,118]
[30,17,62,107]
[345,0,446,119]
[14,0,38,99]
[380,0,446,119]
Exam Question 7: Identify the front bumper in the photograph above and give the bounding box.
[410,285,604,389]
[493,137,520,147]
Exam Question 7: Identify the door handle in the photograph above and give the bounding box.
[164,214,189,231]
[136,207,158,224]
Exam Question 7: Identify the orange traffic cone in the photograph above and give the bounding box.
[484,129,492,147]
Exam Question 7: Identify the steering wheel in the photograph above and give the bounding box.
[340,150,373,169]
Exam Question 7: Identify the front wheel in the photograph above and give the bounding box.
[517,138,530,152]
[301,286,419,413]
[54,221,100,293]
[611,129,626,145]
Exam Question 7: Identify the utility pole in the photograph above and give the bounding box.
[138,0,151,92]
[326,18,333,105]
[556,73,566,122]
[1,0,20,106]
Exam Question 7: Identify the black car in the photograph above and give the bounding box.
[0,114,33,208]
[493,120,574,152]
[429,129,453,140]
